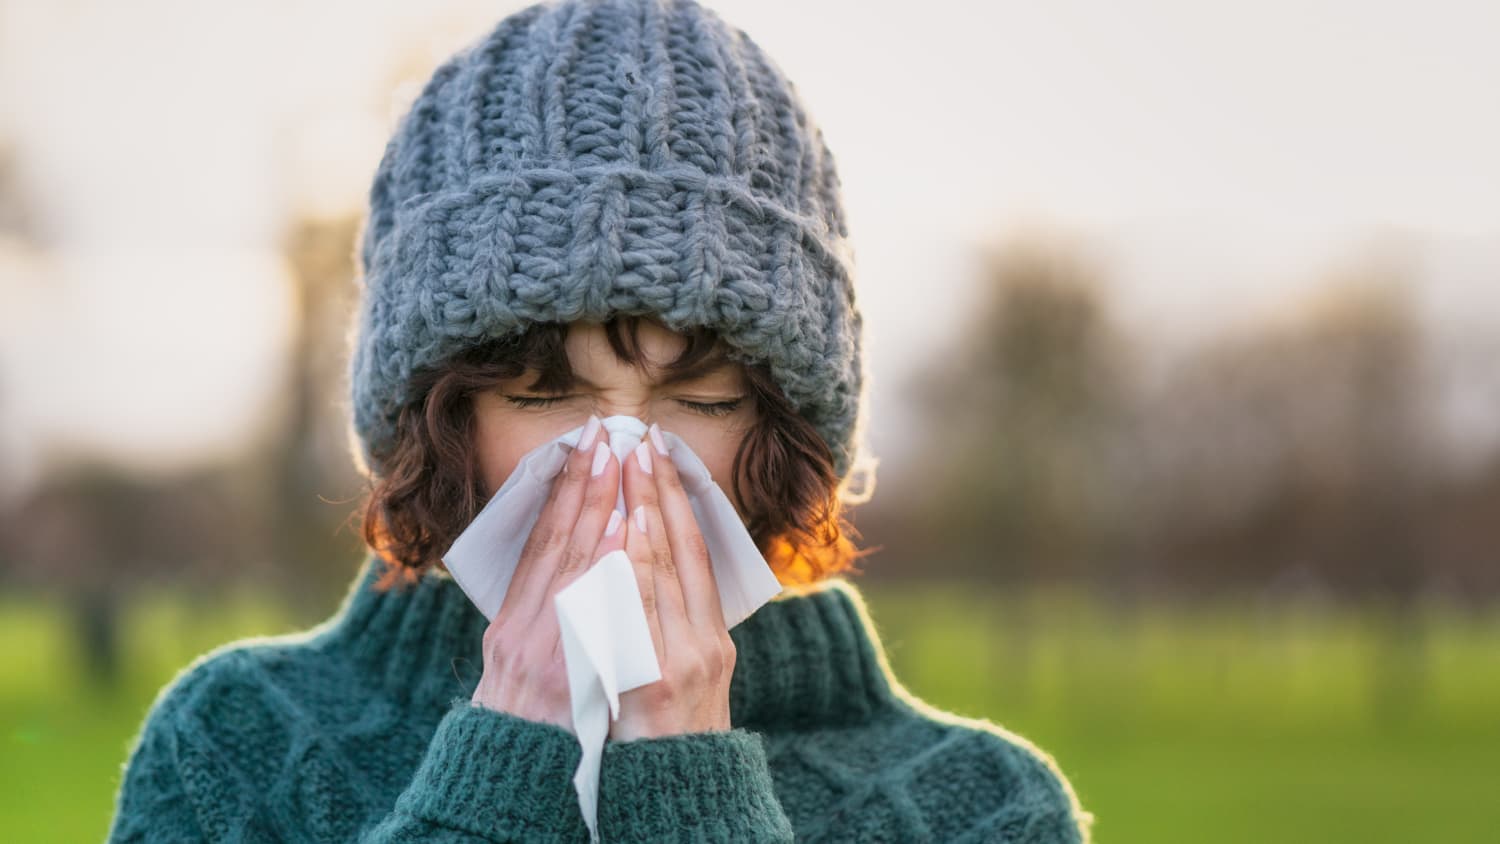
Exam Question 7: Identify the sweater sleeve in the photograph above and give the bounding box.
[107,695,592,843]
[363,699,591,842]
[596,727,794,843]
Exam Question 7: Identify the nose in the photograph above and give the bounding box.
[590,403,654,427]
[586,409,650,450]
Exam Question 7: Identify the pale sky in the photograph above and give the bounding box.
[2,0,1498,497]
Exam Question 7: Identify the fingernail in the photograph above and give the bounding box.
[605,509,623,536]
[579,414,602,449]
[633,504,647,532]
[591,441,611,476]
[635,441,653,474]
[648,423,668,456]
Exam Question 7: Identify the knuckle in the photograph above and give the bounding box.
[659,467,687,495]
[524,520,569,558]
[696,653,720,686]
[636,482,660,509]
[700,640,725,676]
[518,525,544,558]
[685,532,711,566]
[645,678,676,708]
[683,650,712,682]
[483,619,518,655]
[584,479,615,511]
[654,547,678,577]
[482,622,504,653]
[675,650,702,683]
[557,544,587,576]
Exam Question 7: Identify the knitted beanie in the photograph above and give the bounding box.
[347,0,864,480]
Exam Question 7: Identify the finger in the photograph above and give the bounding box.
[592,506,627,561]
[542,435,620,602]
[622,503,665,665]
[622,450,669,665]
[645,423,725,632]
[498,415,602,625]
[625,439,691,654]
[576,507,630,658]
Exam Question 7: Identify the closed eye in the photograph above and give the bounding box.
[678,398,744,417]
[502,394,745,417]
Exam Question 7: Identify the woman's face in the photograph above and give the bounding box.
[470,320,757,517]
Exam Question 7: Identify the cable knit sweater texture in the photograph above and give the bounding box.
[106,556,1093,842]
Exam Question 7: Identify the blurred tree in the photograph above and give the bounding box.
[0,460,269,687]
[1143,269,1430,602]
[1136,268,1434,717]
[256,213,369,608]
[894,233,1138,585]
[0,211,369,686]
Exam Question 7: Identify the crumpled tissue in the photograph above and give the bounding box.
[441,415,784,843]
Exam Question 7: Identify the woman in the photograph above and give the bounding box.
[107,0,1092,841]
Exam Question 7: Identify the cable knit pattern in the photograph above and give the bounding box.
[348,0,866,480]
[107,556,1093,842]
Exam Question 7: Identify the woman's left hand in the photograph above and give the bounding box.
[611,423,735,741]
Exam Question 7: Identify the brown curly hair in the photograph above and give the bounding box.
[356,315,873,593]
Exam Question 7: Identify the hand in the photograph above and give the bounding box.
[470,416,627,733]
[611,422,735,742]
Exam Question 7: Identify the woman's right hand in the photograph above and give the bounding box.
[470,415,624,732]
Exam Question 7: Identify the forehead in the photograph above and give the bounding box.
[563,323,738,384]
[569,350,738,387]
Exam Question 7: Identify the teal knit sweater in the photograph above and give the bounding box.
[106,556,1093,842]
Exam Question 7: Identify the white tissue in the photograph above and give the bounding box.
[441,415,784,843]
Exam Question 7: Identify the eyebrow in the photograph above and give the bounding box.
[569,355,736,390]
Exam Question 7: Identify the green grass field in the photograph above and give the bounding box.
[2,580,1497,842]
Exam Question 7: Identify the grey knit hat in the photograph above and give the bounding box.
[348,0,864,479]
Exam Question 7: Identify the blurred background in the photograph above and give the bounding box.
[2,1,1498,841]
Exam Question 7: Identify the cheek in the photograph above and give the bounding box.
[473,434,520,500]
[672,428,751,522]
[665,417,749,485]
[473,412,569,497]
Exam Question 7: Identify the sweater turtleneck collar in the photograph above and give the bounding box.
[312,555,900,731]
